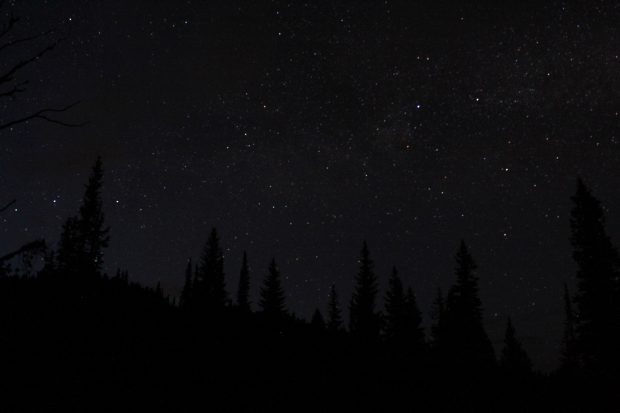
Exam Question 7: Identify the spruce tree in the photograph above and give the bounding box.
[349,241,380,339]
[56,158,109,282]
[259,258,286,316]
[384,266,406,342]
[403,287,425,351]
[327,284,343,332]
[237,251,250,310]
[500,318,532,377]
[569,179,620,372]
[179,258,193,308]
[77,156,109,277]
[195,228,227,309]
[443,241,495,369]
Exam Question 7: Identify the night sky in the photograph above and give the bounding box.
[2,0,620,370]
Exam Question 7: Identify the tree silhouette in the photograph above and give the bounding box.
[0,2,84,131]
[569,178,620,373]
[195,228,227,310]
[259,258,286,316]
[327,284,343,332]
[384,266,406,342]
[237,251,250,311]
[385,268,425,361]
[349,241,380,339]
[443,241,495,369]
[403,287,425,352]
[77,156,109,277]
[56,157,109,280]
[179,258,193,308]
[500,318,532,377]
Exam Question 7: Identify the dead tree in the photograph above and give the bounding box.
[0,1,85,130]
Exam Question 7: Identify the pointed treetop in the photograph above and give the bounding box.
[349,241,380,337]
[500,317,533,375]
[196,227,227,308]
[327,283,343,332]
[384,266,406,340]
[259,257,286,315]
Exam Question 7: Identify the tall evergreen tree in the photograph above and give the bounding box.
[443,241,495,368]
[403,287,425,351]
[569,179,620,372]
[56,157,109,280]
[237,251,250,310]
[77,156,109,277]
[349,241,380,339]
[500,318,532,377]
[195,228,227,309]
[384,266,406,342]
[327,284,343,332]
[259,258,286,316]
[385,267,426,358]
[179,258,193,308]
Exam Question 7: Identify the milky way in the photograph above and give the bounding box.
[2,0,620,370]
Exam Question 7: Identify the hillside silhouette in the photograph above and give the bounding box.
[0,159,618,412]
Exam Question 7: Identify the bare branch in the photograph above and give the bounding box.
[0,199,16,213]
[0,101,88,130]
[0,41,57,87]
[0,2,82,131]
[0,29,53,53]
[0,79,27,98]
[0,14,18,40]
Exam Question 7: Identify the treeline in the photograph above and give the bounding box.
[0,158,618,412]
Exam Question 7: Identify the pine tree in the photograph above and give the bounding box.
[403,287,425,351]
[384,266,406,342]
[56,157,109,280]
[569,178,620,372]
[500,318,532,377]
[327,284,343,332]
[179,258,193,308]
[385,267,425,358]
[259,258,286,316]
[195,228,227,309]
[349,241,380,339]
[77,156,109,277]
[237,251,250,310]
[443,240,495,369]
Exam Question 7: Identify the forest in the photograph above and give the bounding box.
[0,158,618,412]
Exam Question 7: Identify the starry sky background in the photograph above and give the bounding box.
[2,0,620,370]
